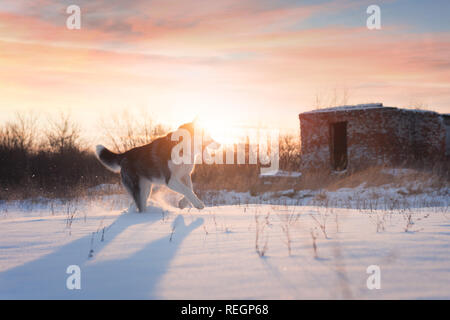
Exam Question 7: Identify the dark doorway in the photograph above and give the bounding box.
[330,122,348,171]
[444,116,450,156]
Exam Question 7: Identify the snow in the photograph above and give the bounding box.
[87,183,123,194]
[259,170,302,178]
[301,103,445,116]
[0,186,449,299]
[302,103,385,114]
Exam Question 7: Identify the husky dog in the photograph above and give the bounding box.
[95,121,219,212]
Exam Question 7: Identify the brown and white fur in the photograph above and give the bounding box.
[95,121,219,212]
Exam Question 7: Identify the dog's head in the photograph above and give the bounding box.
[177,119,220,151]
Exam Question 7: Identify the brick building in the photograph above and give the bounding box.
[299,103,450,172]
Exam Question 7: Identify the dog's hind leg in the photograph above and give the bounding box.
[120,162,143,213]
[139,178,152,211]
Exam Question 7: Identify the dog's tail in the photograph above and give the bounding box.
[95,145,122,173]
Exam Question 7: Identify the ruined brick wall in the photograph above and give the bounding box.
[299,106,447,172]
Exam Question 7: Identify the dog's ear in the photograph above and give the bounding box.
[178,121,195,134]
[178,116,198,129]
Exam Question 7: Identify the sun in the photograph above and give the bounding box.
[196,116,242,145]
[197,118,231,145]
[165,92,253,145]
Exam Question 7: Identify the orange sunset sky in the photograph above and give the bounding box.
[1,0,449,135]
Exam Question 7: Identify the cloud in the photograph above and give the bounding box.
[0,0,449,127]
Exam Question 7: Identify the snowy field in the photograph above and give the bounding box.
[0,186,449,299]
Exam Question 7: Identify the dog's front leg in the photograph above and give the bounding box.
[178,196,190,209]
[178,175,193,209]
[168,177,205,210]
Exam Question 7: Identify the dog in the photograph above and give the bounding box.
[95,120,219,212]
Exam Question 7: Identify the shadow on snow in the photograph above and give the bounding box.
[0,206,203,299]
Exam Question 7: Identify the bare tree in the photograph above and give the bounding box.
[100,111,169,153]
[313,86,351,110]
[0,113,38,152]
[45,113,81,153]
[279,134,301,171]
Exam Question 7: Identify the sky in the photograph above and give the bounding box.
[0,0,449,136]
